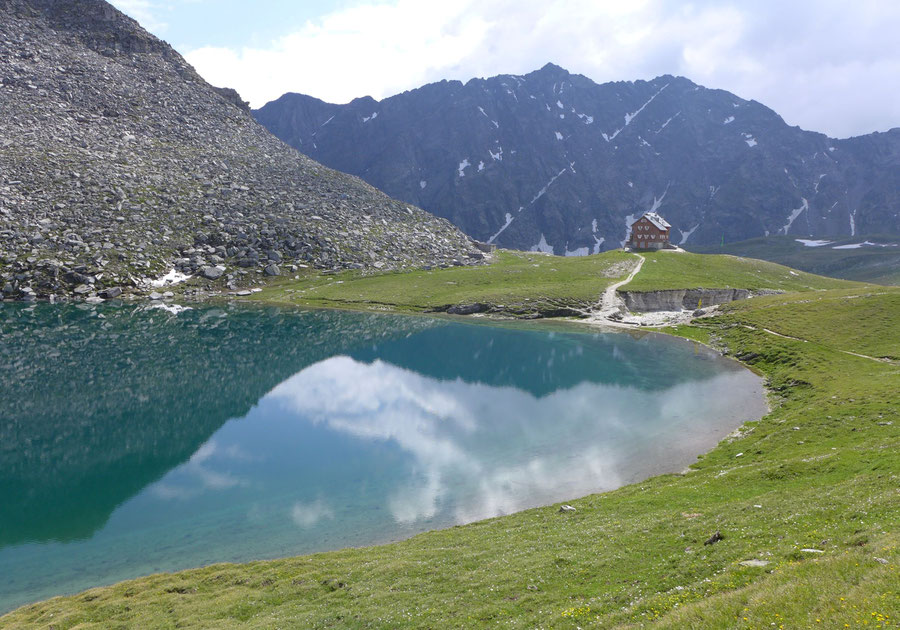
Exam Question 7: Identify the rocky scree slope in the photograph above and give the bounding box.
[0,0,482,300]
[255,63,900,255]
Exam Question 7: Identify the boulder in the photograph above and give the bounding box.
[200,266,224,280]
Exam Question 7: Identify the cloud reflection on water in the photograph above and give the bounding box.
[268,355,762,526]
[150,440,250,500]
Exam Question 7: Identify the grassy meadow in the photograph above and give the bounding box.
[250,249,637,317]
[252,249,857,315]
[2,252,897,629]
[623,250,854,292]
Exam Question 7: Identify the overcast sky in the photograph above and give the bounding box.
[109,0,900,138]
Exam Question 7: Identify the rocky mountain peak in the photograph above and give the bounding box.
[532,62,570,78]
[13,0,179,59]
[0,0,482,301]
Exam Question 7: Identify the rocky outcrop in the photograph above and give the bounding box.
[620,288,751,312]
[0,0,482,300]
[255,63,900,254]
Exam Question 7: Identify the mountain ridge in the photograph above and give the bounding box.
[255,63,900,255]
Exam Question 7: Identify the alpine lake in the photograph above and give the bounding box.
[0,302,767,613]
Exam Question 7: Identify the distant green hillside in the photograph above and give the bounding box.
[690,235,900,285]
[623,250,855,292]
[254,250,857,315]
[254,250,636,317]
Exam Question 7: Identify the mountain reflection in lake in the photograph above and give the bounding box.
[0,303,766,613]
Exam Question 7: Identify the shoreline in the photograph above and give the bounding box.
[0,299,767,616]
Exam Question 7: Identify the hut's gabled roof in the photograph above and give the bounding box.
[639,212,671,230]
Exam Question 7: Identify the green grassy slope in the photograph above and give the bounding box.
[249,250,857,316]
[253,250,636,316]
[690,235,900,286]
[3,272,897,628]
[624,250,857,292]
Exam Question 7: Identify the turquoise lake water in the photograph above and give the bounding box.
[0,302,766,613]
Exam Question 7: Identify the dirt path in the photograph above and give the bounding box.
[745,325,895,365]
[580,249,715,329]
[593,253,644,317]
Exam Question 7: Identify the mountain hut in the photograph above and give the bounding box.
[628,212,672,250]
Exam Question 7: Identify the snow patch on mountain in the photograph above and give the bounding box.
[565,244,589,256]
[488,212,515,243]
[781,198,808,235]
[530,234,554,254]
[649,184,669,212]
[530,168,568,204]
[814,173,826,193]
[607,83,669,141]
[832,241,898,249]
[573,110,594,124]
[680,223,701,245]
[655,111,680,133]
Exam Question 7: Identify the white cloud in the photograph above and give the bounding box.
[177,0,900,138]
[109,0,169,34]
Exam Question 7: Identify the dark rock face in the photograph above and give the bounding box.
[254,63,900,255]
[0,0,481,299]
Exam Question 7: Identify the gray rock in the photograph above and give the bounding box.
[264,264,280,276]
[73,284,92,295]
[447,303,488,315]
[738,559,769,567]
[200,266,224,280]
[99,287,122,299]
